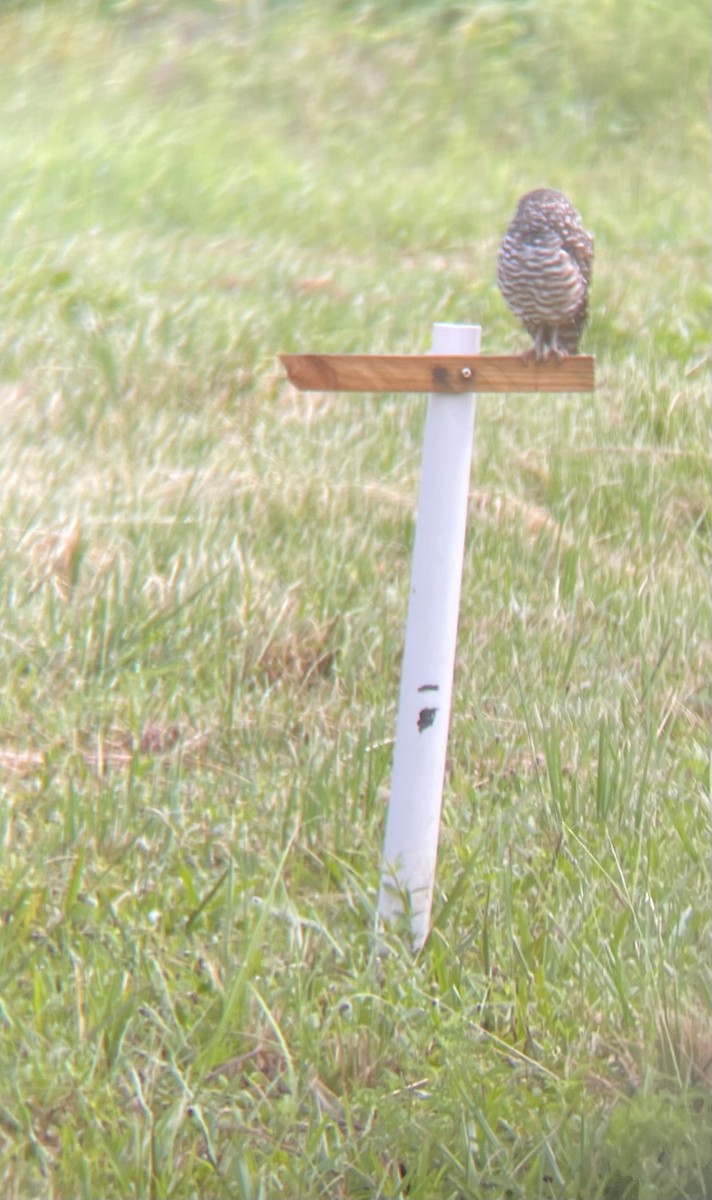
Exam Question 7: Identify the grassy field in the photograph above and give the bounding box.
[0,1,709,1196]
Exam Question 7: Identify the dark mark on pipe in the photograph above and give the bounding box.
[417,707,438,732]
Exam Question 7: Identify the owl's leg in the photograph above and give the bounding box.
[519,326,568,364]
[548,329,567,362]
[534,326,549,362]
[518,326,546,364]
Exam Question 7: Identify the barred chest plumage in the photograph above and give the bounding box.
[497,189,594,360]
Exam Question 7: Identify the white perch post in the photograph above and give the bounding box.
[377,323,481,949]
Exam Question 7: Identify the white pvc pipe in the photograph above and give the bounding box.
[377,322,481,949]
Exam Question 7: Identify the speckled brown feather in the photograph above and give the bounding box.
[497,189,593,358]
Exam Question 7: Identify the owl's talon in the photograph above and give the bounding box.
[519,345,568,365]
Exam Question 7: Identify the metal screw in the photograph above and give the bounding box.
[461,366,473,380]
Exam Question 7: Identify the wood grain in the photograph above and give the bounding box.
[280,353,594,394]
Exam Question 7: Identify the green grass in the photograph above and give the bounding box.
[0,1,709,1196]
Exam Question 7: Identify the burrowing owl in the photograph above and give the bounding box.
[497,188,593,360]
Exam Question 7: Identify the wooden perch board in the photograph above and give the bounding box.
[280,353,594,394]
